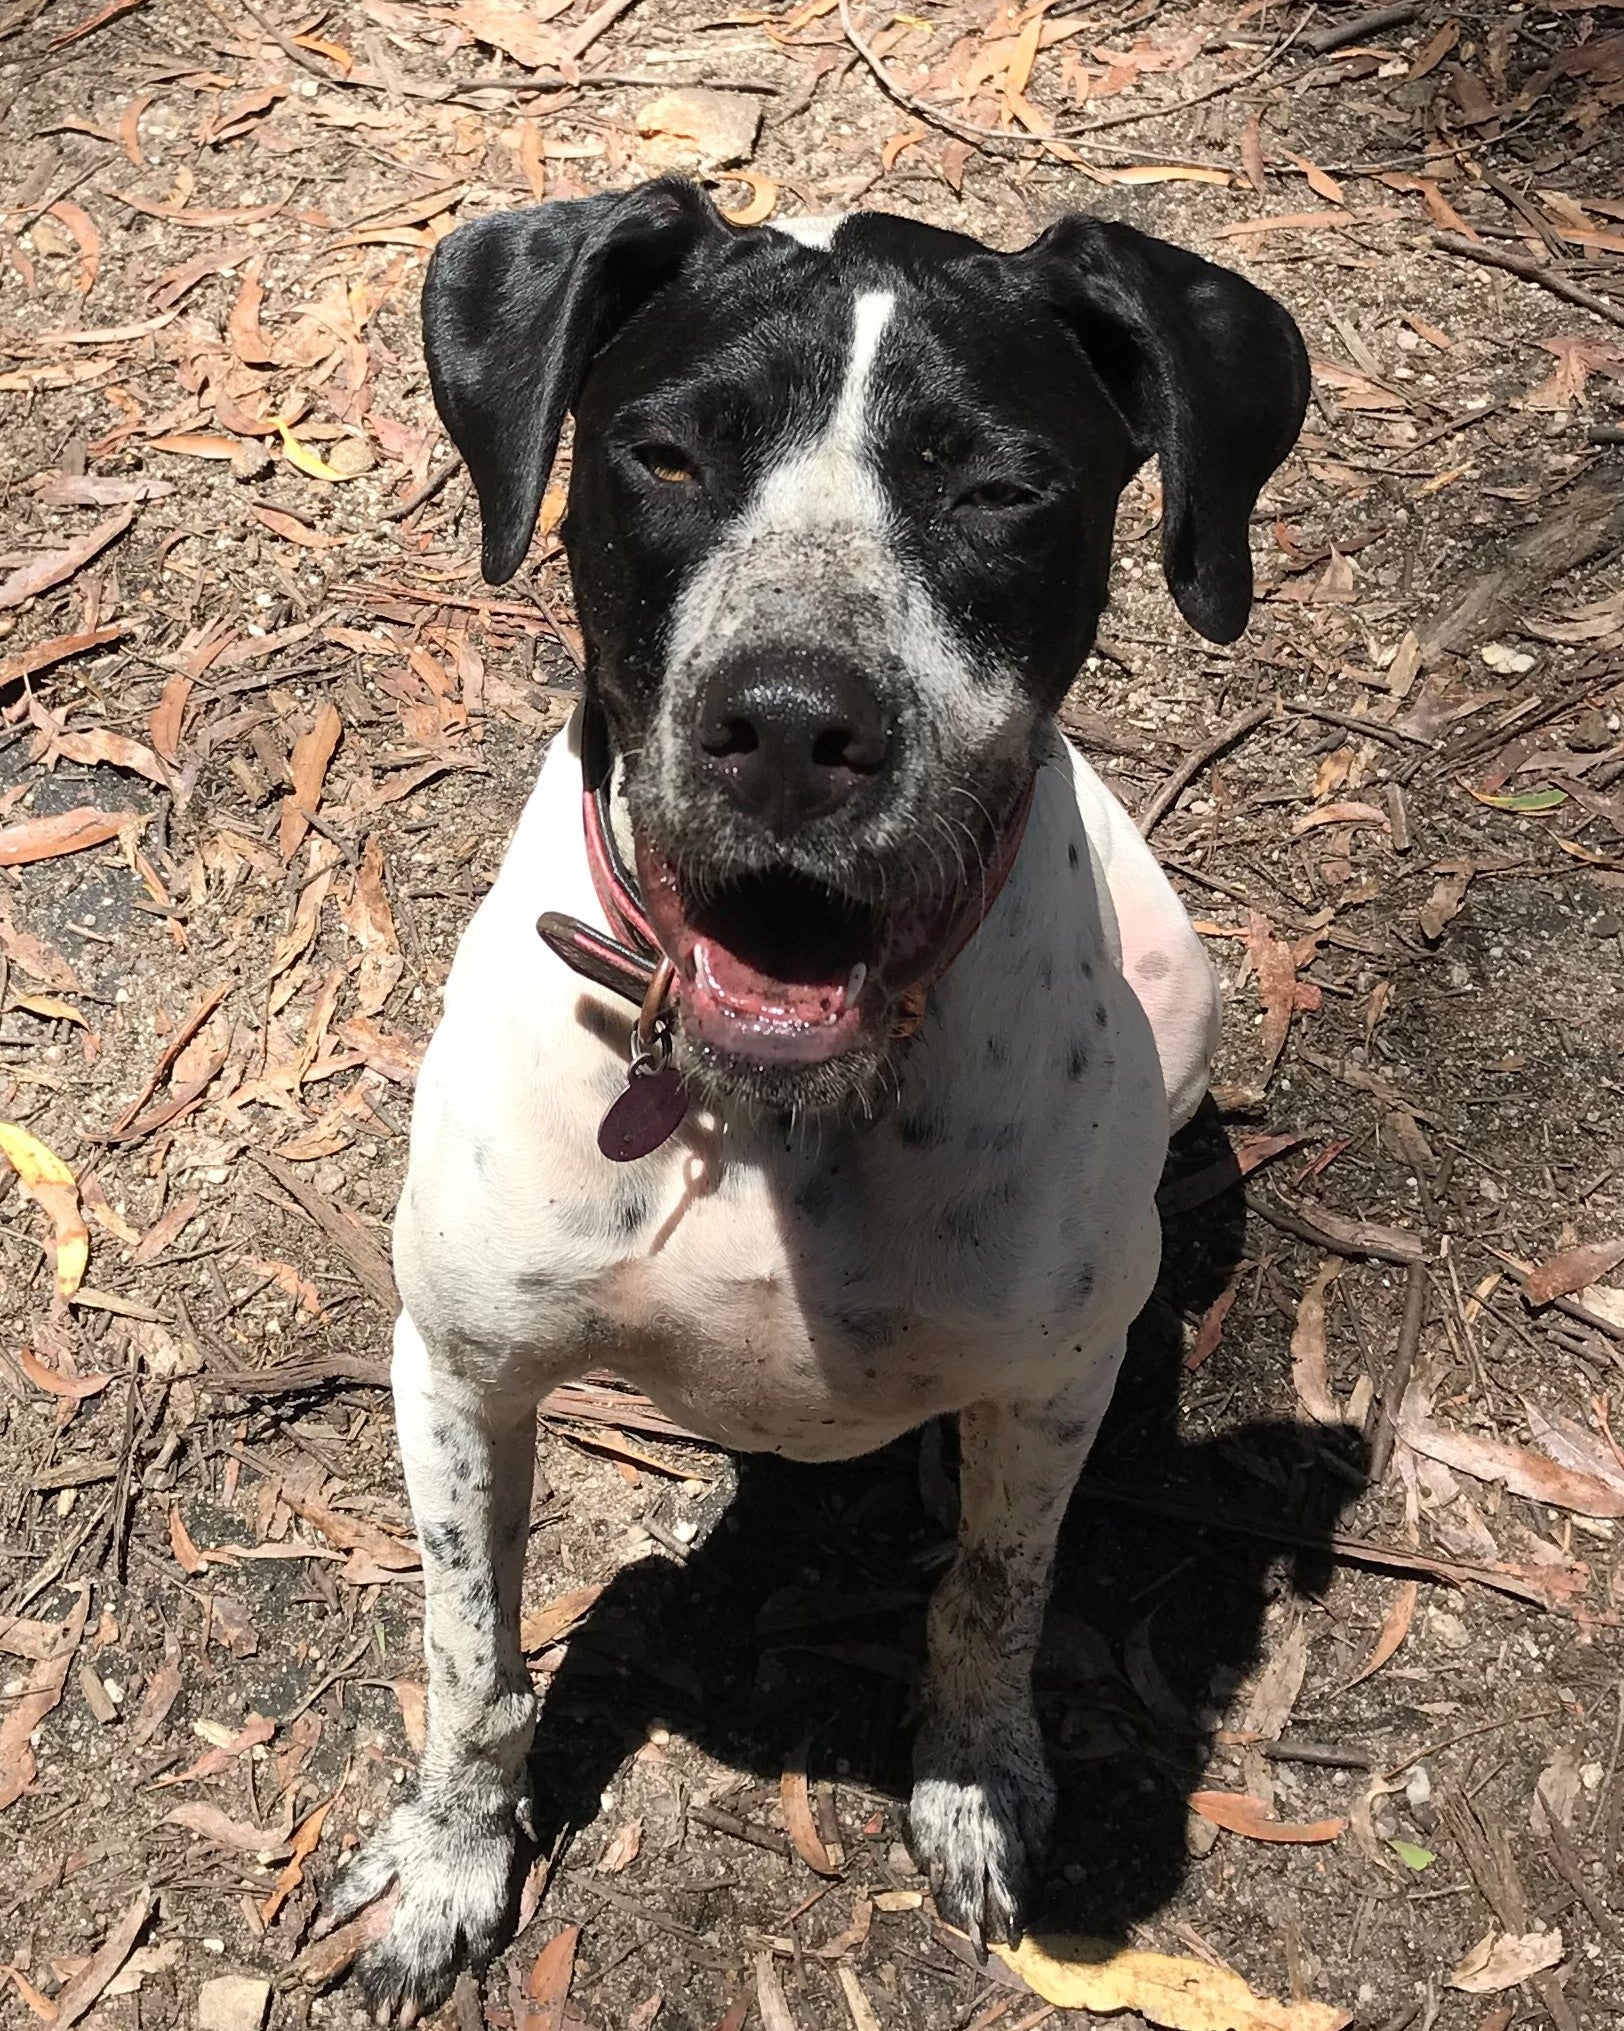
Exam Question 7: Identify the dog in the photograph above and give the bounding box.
[323,177,1309,2014]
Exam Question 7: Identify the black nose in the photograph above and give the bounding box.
[695,650,891,833]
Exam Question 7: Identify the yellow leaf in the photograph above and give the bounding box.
[273,418,356,484]
[0,1121,89,1298]
[11,992,87,1027]
[994,1937,1351,2031]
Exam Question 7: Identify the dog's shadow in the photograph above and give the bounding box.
[525,1102,1367,1943]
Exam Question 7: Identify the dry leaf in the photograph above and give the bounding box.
[340,834,402,1016]
[781,1762,840,1876]
[46,199,100,295]
[280,1481,417,1568]
[262,1791,336,1923]
[995,1935,1349,2031]
[522,1924,581,2031]
[165,1801,289,1854]
[0,805,141,866]
[1244,913,1298,1084]
[1341,1581,1417,1689]
[1521,1237,1624,1306]
[130,1647,182,1745]
[520,1581,604,1653]
[1290,1259,1346,1425]
[0,621,128,687]
[1238,110,1267,196]
[456,0,570,69]
[153,1711,276,1785]
[1188,1791,1346,1844]
[1184,1282,1240,1372]
[228,256,275,367]
[597,1818,642,1873]
[1419,863,1473,943]
[0,507,134,609]
[167,1501,205,1576]
[19,1346,111,1399]
[0,1588,89,1811]
[51,727,171,788]
[280,701,342,860]
[0,1120,88,1297]
[1397,1385,1624,1519]
[394,1679,427,1753]
[1290,800,1388,835]
[52,1889,151,2028]
[1447,1929,1564,1993]
[718,172,778,226]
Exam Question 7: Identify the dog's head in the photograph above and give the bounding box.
[423,178,1308,1112]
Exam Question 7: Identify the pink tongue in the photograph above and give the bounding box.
[695,937,854,1027]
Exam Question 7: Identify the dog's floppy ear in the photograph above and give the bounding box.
[1025,215,1309,644]
[422,177,723,584]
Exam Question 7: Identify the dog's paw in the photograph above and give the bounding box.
[322,1790,526,2020]
[910,1728,1055,1951]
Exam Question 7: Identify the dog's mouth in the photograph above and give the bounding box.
[637,843,955,1068]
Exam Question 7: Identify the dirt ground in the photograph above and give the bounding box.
[1,2,1623,2028]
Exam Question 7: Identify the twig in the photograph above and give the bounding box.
[1302,4,1417,56]
[835,0,1300,164]
[380,454,461,524]
[1138,705,1273,838]
[689,1801,793,1859]
[1431,231,1624,333]
[1284,701,1433,751]
[1383,1708,1562,1783]
[1589,426,1624,447]
[1070,1479,1570,1611]
[1244,1185,1426,1266]
[1368,1258,1427,1482]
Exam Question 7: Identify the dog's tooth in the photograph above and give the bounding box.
[844,961,866,1007]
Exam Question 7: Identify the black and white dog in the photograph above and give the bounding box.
[325,178,1308,2012]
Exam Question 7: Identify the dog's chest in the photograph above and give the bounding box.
[545,1037,1158,1457]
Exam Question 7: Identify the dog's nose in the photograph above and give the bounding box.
[695,651,890,833]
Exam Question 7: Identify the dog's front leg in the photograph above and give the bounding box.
[326,1313,539,2018]
[910,1358,1122,1950]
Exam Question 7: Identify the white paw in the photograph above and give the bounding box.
[323,1789,527,2018]
[910,1727,1055,1949]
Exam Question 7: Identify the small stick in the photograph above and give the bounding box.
[690,1802,793,1859]
[1431,231,1624,333]
[1138,704,1272,838]
[380,454,461,524]
[1284,701,1433,751]
[1303,5,1418,56]
[1589,426,1624,447]
[1263,1737,1375,1770]
[1369,1258,1427,1482]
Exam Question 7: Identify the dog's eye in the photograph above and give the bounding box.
[633,443,701,487]
[953,480,1038,512]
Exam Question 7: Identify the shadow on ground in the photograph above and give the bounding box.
[523,1104,1369,1941]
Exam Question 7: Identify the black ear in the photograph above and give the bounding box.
[1025,215,1309,644]
[422,177,724,584]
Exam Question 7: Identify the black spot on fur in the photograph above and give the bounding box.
[421,1519,468,1570]
[841,1309,904,1352]
[616,1189,649,1238]
[1063,1261,1096,1309]
[1068,841,1079,870]
[985,1036,1009,1069]
[796,1168,836,1226]
[1066,1040,1089,1082]
[897,1110,947,1151]
[1038,959,1053,992]
[987,1121,1021,1154]
[1093,1002,1108,1027]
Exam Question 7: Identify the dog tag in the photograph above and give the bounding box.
[598,1062,687,1162]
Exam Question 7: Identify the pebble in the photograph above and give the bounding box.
[197,1974,271,2031]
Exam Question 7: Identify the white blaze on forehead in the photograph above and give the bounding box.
[752,287,895,530]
